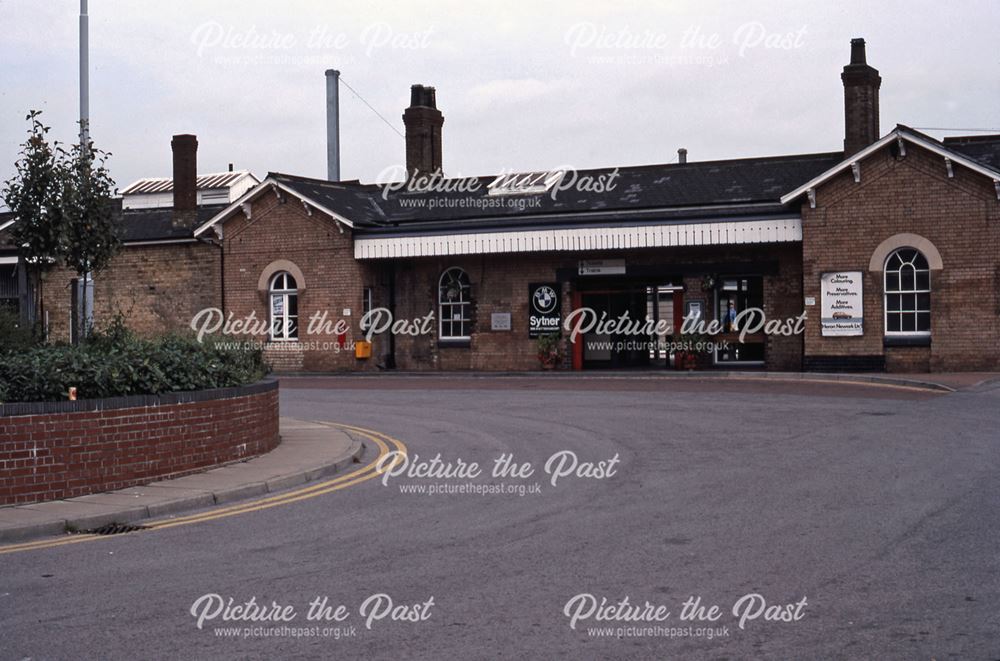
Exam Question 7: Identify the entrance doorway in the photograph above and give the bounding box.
[573,284,683,369]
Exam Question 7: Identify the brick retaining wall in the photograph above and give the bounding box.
[0,380,279,506]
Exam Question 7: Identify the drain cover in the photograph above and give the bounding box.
[71,522,150,536]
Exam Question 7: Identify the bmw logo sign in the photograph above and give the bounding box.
[533,285,558,314]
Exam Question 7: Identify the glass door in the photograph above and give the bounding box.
[714,276,765,364]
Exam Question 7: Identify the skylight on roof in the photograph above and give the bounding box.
[487,170,565,195]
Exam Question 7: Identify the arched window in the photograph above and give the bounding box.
[269,271,299,341]
[884,248,930,335]
[438,268,471,339]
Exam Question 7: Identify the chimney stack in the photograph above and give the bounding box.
[841,38,881,156]
[403,84,444,177]
[171,134,198,228]
[677,148,688,164]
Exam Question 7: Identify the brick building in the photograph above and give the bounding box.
[0,138,256,342]
[3,39,998,373]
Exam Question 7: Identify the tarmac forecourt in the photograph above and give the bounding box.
[0,423,408,557]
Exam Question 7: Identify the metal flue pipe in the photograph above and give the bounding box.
[325,69,341,181]
[80,0,89,144]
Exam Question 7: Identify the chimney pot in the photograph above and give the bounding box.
[410,84,437,109]
[677,148,688,164]
[171,134,198,228]
[228,162,234,172]
[849,38,867,65]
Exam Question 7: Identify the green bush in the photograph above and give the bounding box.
[0,321,268,403]
[0,306,44,355]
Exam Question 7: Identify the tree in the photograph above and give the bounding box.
[1,111,119,342]
[58,125,119,341]
[1,111,63,329]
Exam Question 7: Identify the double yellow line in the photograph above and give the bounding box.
[0,422,407,556]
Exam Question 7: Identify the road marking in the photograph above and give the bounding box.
[0,422,407,556]
[281,374,951,394]
[760,377,949,393]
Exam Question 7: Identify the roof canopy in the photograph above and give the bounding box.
[120,170,257,195]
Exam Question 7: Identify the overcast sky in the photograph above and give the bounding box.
[1,0,998,193]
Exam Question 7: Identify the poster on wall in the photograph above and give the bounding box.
[491,312,512,331]
[528,283,561,337]
[821,272,864,336]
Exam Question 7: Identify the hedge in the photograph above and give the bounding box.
[0,321,267,403]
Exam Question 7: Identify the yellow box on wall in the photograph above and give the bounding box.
[355,341,372,359]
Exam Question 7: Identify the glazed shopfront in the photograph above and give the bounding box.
[361,236,807,374]
[566,267,766,369]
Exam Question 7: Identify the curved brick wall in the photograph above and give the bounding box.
[0,380,279,506]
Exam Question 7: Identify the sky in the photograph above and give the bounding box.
[1,0,998,194]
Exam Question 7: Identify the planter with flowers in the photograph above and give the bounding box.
[675,329,714,370]
[536,334,562,370]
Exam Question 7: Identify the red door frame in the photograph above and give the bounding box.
[569,285,685,371]
[673,292,685,335]
[571,290,583,370]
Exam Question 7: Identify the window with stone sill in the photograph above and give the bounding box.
[884,248,930,335]
[438,267,471,340]
[269,271,299,341]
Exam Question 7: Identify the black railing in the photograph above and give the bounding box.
[0,265,17,300]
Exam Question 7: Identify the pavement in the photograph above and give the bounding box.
[0,417,365,543]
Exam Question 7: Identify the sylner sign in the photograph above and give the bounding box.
[529,283,562,337]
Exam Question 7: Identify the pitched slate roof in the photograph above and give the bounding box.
[9,130,998,249]
[114,201,228,241]
[783,126,1000,205]
[0,200,227,254]
[269,150,845,234]
[943,134,1000,170]
[266,175,387,225]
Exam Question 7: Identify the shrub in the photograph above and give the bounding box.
[0,306,44,355]
[0,322,268,403]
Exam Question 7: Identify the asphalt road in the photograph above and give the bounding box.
[3,376,999,660]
